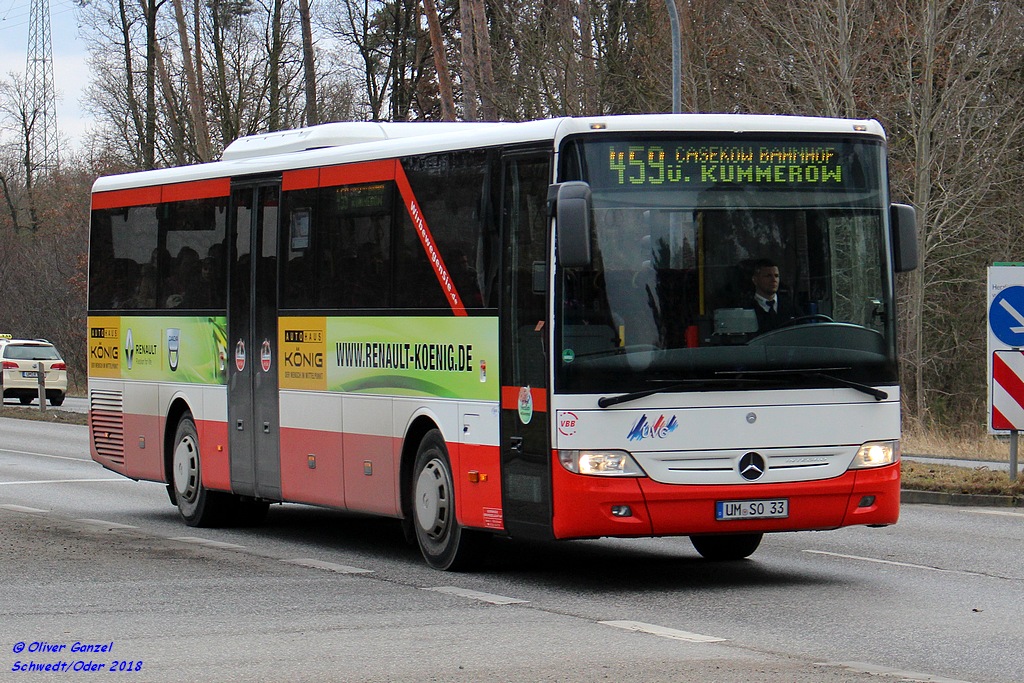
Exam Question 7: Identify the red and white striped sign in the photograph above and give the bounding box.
[992,350,1024,430]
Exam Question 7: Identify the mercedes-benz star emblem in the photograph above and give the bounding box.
[738,452,766,481]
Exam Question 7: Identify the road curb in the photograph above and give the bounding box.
[901,489,1023,507]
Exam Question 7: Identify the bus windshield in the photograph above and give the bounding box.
[556,135,897,396]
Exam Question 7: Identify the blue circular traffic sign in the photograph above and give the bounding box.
[989,286,1024,346]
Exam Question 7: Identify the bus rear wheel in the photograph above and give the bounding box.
[411,429,485,571]
[690,533,763,561]
[172,415,231,527]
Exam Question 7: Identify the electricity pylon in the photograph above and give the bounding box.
[26,0,60,175]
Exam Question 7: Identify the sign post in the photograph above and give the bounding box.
[987,265,1024,480]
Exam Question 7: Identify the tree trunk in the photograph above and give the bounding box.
[459,0,479,120]
[142,0,160,169]
[298,0,319,126]
[268,0,284,131]
[118,0,146,166]
[423,0,456,120]
[170,0,212,161]
[469,0,496,120]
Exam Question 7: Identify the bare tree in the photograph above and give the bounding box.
[423,0,456,120]
[298,0,319,125]
[0,73,41,231]
[170,0,213,160]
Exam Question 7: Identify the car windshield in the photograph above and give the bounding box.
[556,134,897,395]
[4,344,61,361]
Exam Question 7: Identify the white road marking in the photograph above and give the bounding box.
[0,478,126,486]
[823,660,974,683]
[170,536,246,550]
[75,518,138,530]
[0,449,91,463]
[804,550,983,577]
[283,558,374,574]
[423,586,528,605]
[966,509,1024,518]
[0,504,50,513]
[599,620,726,643]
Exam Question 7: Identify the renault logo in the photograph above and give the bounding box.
[738,452,766,481]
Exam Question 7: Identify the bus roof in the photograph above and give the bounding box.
[91,114,886,195]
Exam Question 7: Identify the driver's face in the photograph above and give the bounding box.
[752,266,780,298]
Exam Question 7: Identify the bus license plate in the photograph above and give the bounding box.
[716,499,788,520]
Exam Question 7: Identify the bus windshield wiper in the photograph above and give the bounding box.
[716,368,888,401]
[597,378,758,408]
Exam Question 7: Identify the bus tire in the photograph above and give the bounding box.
[171,415,229,527]
[410,429,485,571]
[690,533,763,561]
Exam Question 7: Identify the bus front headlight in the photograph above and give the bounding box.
[558,450,646,477]
[849,440,900,469]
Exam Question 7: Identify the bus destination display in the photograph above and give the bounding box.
[601,143,855,188]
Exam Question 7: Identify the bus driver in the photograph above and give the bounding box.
[749,258,801,332]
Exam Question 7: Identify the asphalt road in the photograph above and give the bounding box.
[1,417,1022,682]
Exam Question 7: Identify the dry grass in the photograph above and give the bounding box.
[0,406,86,425]
[901,423,1010,462]
[902,460,1024,498]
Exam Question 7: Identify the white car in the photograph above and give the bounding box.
[0,337,68,406]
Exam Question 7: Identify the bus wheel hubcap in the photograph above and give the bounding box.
[415,459,450,540]
[173,436,199,501]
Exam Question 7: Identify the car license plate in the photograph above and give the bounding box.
[21,371,38,378]
[716,499,788,520]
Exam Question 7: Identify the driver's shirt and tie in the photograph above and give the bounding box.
[753,293,790,331]
[755,293,777,315]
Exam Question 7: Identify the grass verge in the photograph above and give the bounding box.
[0,406,88,425]
[901,460,1023,498]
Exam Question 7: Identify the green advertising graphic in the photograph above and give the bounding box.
[326,316,498,400]
[119,316,228,384]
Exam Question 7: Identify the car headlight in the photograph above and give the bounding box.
[558,450,646,477]
[849,440,900,469]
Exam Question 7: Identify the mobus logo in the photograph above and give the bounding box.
[626,414,679,441]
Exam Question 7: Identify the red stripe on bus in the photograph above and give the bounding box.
[500,385,548,413]
[92,185,162,210]
[283,167,320,191]
[319,159,397,188]
[393,162,467,316]
[93,179,229,209]
[162,178,230,202]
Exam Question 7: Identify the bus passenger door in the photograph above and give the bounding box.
[500,152,554,539]
[227,181,282,500]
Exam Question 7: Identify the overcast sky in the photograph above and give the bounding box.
[0,0,91,153]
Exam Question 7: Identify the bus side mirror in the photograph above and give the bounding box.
[550,182,592,268]
[890,203,918,273]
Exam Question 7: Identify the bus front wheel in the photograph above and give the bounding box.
[172,415,230,527]
[690,533,763,561]
[411,429,485,571]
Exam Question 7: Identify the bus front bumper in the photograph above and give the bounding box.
[550,461,900,540]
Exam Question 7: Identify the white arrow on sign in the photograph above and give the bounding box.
[999,298,1024,333]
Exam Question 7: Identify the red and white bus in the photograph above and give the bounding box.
[88,115,917,569]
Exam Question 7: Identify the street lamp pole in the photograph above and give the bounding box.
[665,0,681,113]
